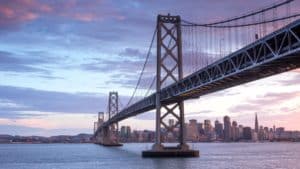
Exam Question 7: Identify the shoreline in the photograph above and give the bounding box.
[1,141,299,144]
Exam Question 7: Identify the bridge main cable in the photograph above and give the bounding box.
[181,0,294,27]
[126,28,157,107]
[182,14,300,28]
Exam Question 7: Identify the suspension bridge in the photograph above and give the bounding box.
[93,0,300,157]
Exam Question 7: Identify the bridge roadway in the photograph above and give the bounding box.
[98,18,300,130]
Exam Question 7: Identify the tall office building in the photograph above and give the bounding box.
[204,119,212,135]
[197,123,204,135]
[169,119,175,127]
[243,127,252,140]
[232,121,238,141]
[215,120,223,139]
[238,125,244,139]
[223,116,232,142]
[264,127,269,140]
[120,126,131,140]
[186,119,200,141]
[255,113,259,133]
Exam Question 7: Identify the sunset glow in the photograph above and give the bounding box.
[1,0,300,136]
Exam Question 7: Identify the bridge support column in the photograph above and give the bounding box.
[143,14,199,157]
[95,119,122,146]
[95,125,122,146]
[94,93,122,146]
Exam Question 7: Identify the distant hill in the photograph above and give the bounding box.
[0,134,93,143]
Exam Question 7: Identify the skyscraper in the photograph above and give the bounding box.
[204,119,212,135]
[232,121,238,141]
[224,116,231,142]
[120,126,131,141]
[197,123,204,135]
[186,119,200,141]
[168,119,175,127]
[243,127,252,140]
[215,120,223,139]
[255,113,259,133]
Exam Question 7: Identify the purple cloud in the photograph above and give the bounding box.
[229,91,300,113]
[278,73,300,86]
[0,51,50,73]
[0,85,107,115]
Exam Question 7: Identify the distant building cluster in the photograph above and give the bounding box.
[183,113,300,142]
[119,126,155,142]
[118,113,300,143]
[3,113,298,144]
[0,134,93,144]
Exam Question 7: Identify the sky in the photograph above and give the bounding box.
[1,0,300,136]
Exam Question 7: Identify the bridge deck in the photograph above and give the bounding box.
[98,19,300,130]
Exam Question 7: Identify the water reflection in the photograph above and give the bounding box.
[0,143,300,169]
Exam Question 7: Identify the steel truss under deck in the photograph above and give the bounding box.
[97,18,300,131]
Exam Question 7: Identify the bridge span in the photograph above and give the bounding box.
[100,18,300,128]
[94,0,300,157]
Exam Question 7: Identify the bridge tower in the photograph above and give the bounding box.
[94,92,122,146]
[108,92,118,120]
[143,14,199,157]
[107,91,119,143]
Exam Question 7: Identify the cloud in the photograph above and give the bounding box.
[0,85,107,116]
[119,48,143,58]
[0,50,70,75]
[79,47,156,90]
[229,104,260,113]
[278,72,300,86]
[0,50,50,73]
[0,124,92,136]
[35,75,64,80]
[229,91,300,113]
[81,47,155,73]
[0,111,46,119]
[0,0,51,30]
[49,0,124,22]
[79,47,156,92]
[0,0,124,31]
[134,111,155,120]
[107,73,155,90]
[185,110,214,120]
[292,69,300,73]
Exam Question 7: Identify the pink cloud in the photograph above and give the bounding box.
[0,6,14,18]
[53,0,124,22]
[20,12,38,20]
[0,0,125,29]
[292,69,300,73]
[261,111,300,131]
[17,118,56,129]
[74,13,95,22]
[0,117,54,129]
[0,0,53,29]
[62,13,97,22]
[40,4,52,13]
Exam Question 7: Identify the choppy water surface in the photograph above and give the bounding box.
[0,143,299,169]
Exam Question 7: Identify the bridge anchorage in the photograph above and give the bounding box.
[94,92,122,146]
[142,14,199,157]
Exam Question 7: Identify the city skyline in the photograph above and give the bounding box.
[1,0,300,136]
[116,113,300,143]
[1,113,298,142]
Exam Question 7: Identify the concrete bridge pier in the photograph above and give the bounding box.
[95,126,122,146]
[94,112,122,146]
